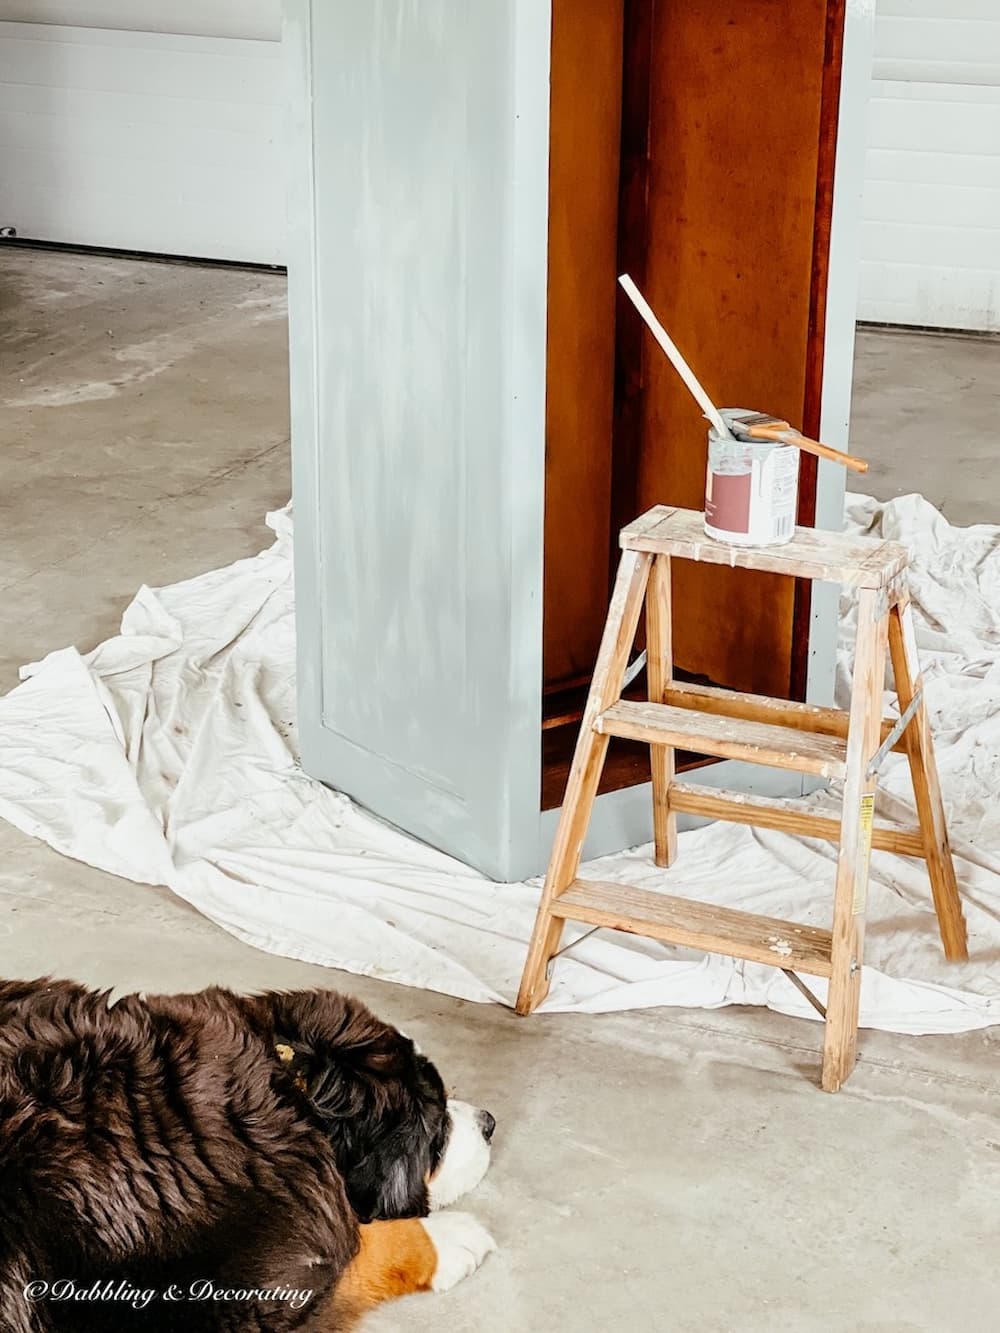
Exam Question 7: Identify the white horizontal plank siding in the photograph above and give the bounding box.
[0,14,285,262]
[858,1,1000,331]
[0,2,281,41]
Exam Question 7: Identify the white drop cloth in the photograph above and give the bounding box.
[1,495,998,1034]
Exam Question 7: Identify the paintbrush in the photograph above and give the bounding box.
[725,410,869,474]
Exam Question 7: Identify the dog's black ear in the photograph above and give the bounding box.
[343,1128,431,1223]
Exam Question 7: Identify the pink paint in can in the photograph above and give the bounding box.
[704,409,799,546]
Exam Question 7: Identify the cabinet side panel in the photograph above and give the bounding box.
[542,0,625,690]
[288,0,550,877]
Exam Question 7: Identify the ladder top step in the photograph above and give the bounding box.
[620,506,908,589]
[552,878,833,977]
[596,700,848,779]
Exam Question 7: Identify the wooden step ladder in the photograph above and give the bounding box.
[516,505,969,1092]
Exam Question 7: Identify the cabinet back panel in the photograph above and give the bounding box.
[637,0,834,697]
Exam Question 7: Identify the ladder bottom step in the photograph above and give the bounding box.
[551,879,833,977]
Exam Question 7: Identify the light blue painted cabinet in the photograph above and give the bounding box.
[285,0,874,881]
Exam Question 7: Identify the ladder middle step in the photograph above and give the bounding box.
[595,700,848,778]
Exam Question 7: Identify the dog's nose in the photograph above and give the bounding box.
[478,1110,496,1143]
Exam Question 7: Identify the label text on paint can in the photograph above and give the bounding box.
[750,445,799,543]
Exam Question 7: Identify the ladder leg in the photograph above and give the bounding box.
[822,587,886,1092]
[888,591,968,961]
[516,549,653,1015]
[646,554,678,868]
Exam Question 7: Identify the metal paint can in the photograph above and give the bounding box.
[704,409,799,546]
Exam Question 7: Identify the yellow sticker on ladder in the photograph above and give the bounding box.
[853,793,875,915]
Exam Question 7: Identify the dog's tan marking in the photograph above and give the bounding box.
[326,1219,436,1327]
[274,1041,307,1092]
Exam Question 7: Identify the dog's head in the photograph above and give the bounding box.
[268,992,494,1223]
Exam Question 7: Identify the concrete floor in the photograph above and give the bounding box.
[849,326,1000,525]
[2,248,999,1332]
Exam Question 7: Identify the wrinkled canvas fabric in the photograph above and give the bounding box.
[1,495,997,1033]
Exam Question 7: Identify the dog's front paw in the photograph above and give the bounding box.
[419,1212,496,1292]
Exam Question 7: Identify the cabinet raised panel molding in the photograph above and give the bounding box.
[286,0,875,881]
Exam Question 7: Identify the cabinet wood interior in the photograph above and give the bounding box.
[541,0,846,811]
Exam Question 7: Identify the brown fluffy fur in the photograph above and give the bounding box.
[0,978,452,1331]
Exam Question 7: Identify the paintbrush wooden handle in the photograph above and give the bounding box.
[746,425,869,475]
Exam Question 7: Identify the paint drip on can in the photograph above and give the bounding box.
[704,409,799,547]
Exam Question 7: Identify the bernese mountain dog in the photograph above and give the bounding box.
[0,978,496,1330]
